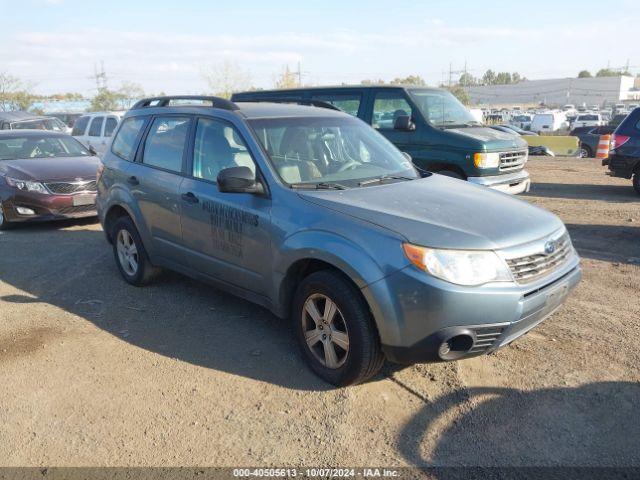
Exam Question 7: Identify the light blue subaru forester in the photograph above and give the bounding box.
[97,96,581,386]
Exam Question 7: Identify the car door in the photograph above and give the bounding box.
[179,116,272,296]
[368,89,417,152]
[127,115,192,261]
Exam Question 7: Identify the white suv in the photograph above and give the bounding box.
[72,111,124,156]
[572,113,603,129]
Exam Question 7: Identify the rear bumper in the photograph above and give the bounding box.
[467,169,531,195]
[607,154,637,179]
[382,265,581,364]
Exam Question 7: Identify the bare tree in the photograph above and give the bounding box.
[0,72,36,112]
[274,65,299,89]
[118,81,145,108]
[201,60,252,99]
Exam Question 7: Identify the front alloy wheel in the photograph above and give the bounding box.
[111,216,159,286]
[302,294,350,369]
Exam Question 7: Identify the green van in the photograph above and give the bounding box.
[232,86,531,194]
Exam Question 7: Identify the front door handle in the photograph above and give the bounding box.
[181,192,199,204]
[127,176,139,186]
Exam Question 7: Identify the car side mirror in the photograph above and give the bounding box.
[217,166,265,194]
[394,115,416,131]
[88,145,98,156]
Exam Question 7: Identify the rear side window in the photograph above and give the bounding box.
[88,117,104,137]
[142,116,190,173]
[104,117,118,137]
[112,117,146,161]
[372,92,413,130]
[311,94,361,117]
[72,116,90,136]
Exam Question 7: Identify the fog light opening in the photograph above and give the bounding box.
[438,334,474,360]
[16,206,36,216]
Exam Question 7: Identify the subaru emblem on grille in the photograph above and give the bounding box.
[544,240,556,254]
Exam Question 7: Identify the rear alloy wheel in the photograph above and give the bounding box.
[112,216,159,286]
[633,173,640,196]
[579,145,592,158]
[293,270,384,386]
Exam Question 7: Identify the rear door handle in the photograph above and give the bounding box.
[181,192,199,204]
[127,176,139,186]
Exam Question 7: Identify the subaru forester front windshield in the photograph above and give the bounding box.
[248,116,418,187]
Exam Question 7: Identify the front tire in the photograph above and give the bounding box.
[293,270,384,386]
[579,145,592,158]
[111,216,159,286]
[0,203,13,230]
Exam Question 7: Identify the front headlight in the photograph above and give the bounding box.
[402,243,513,286]
[473,152,500,169]
[5,176,49,194]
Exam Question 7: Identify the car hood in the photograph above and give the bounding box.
[447,126,528,151]
[298,176,564,250]
[0,156,100,181]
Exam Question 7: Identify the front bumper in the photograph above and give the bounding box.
[467,169,531,195]
[363,250,581,365]
[1,192,97,223]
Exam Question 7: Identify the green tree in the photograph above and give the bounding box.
[445,84,470,105]
[459,72,476,87]
[482,69,496,85]
[361,78,386,85]
[90,87,125,111]
[596,68,617,77]
[390,75,426,86]
[274,65,299,89]
[578,70,592,78]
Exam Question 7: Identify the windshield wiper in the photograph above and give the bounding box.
[358,174,415,186]
[289,181,348,190]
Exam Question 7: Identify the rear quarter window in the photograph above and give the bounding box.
[71,116,90,136]
[111,117,147,161]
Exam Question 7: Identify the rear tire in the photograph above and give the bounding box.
[579,145,592,158]
[111,216,159,286]
[293,270,385,386]
[633,173,640,196]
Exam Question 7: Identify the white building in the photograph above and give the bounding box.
[468,76,638,108]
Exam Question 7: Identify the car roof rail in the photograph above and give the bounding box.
[131,96,239,111]
[237,97,342,112]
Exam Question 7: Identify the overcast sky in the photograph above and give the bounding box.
[1,0,639,95]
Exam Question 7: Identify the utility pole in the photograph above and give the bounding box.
[91,61,108,92]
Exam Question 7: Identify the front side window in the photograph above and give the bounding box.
[0,135,90,160]
[192,118,256,182]
[112,117,146,161]
[142,116,190,173]
[372,92,414,130]
[72,116,90,136]
[311,94,362,117]
[88,117,104,137]
[249,116,417,186]
[409,89,478,128]
[104,117,118,137]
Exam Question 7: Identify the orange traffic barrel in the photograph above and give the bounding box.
[596,134,611,159]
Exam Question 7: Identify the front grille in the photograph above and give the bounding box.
[499,150,527,171]
[57,205,96,216]
[469,325,505,354]
[506,232,573,284]
[45,180,97,195]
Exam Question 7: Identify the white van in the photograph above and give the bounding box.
[530,112,568,133]
[72,112,124,156]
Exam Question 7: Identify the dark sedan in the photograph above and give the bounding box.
[607,107,640,195]
[0,130,100,229]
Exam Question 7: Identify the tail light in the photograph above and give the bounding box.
[610,134,630,151]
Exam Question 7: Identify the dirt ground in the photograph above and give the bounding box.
[0,157,638,468]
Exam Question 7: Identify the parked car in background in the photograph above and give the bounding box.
[609,113,629,128]
[46,112,83,128]
[510,114,533,130]
[530,112,568,133]
[490,125,554,156]
[233,86,531,194]
[495,124,538,136]
[72,111,124,156]
[606,107,640,195]
[572,113,603,129]
[0,111,70,134]
[97,95,580,386]
[0,130,100,229]
[570,125,615,158]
